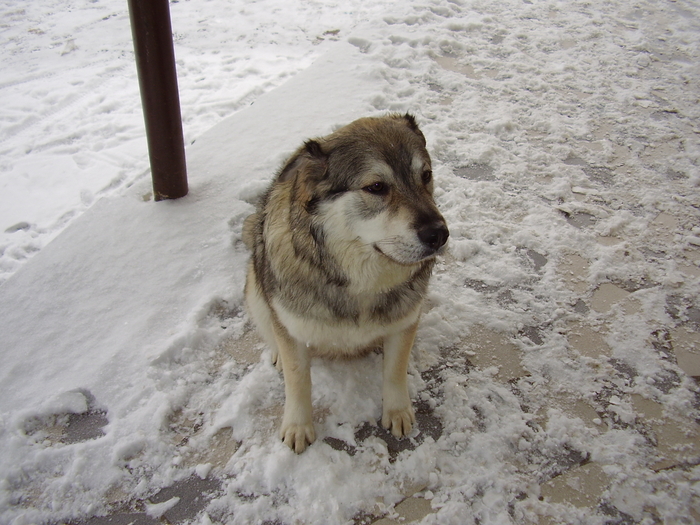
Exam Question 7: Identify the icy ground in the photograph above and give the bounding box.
[1,0,700,524]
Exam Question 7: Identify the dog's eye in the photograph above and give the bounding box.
[364,182,387,195]
[422,170,433,184]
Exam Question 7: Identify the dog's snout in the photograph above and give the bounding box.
[418,221,449,251]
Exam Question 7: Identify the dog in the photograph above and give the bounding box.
[243,114,449,453]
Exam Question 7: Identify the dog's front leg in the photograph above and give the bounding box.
[273,324,315,453]
[381,321,418,438]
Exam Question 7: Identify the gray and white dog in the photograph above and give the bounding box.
[243,114,449,453]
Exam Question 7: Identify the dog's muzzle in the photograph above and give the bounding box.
[417,221,449,252]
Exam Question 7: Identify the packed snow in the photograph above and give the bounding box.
[1,0,700,524]
[0,0,397,283]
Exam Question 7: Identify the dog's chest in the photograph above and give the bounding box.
[274,296,421,355]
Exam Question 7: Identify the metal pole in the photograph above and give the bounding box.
[127,0,188,201]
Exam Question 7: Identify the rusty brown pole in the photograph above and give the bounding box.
[127,0,188,201]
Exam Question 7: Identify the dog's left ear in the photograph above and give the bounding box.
[278,139,330,214]
[393,113,426,146]
[303,139,326,160]
[278,140,328,184]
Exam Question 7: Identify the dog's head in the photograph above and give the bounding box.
[278,114,449,266]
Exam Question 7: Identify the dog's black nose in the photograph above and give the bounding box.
[418,222,449,251]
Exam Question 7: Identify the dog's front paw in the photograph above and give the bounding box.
[382,405,416,438]
[382,383,416,438]
[280,421,316,454]
[271,348,283,371]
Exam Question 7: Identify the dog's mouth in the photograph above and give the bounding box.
[368,221,449,265]
[372,240,447,266]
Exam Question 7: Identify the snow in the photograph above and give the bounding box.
[0,0,395,282]
[1,0,700,524]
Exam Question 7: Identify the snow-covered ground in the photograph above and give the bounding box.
[0,0,399,284]
[2,0,700,524]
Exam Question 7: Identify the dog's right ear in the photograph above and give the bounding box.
[393,113,426,147]
[278,140,328,183]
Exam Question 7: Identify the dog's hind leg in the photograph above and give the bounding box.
[244,264,282,369]
[273,321,316,453]
[381,321,418,438]
[241,213,258,250]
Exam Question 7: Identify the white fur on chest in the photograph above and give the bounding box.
[273,298,421,357]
